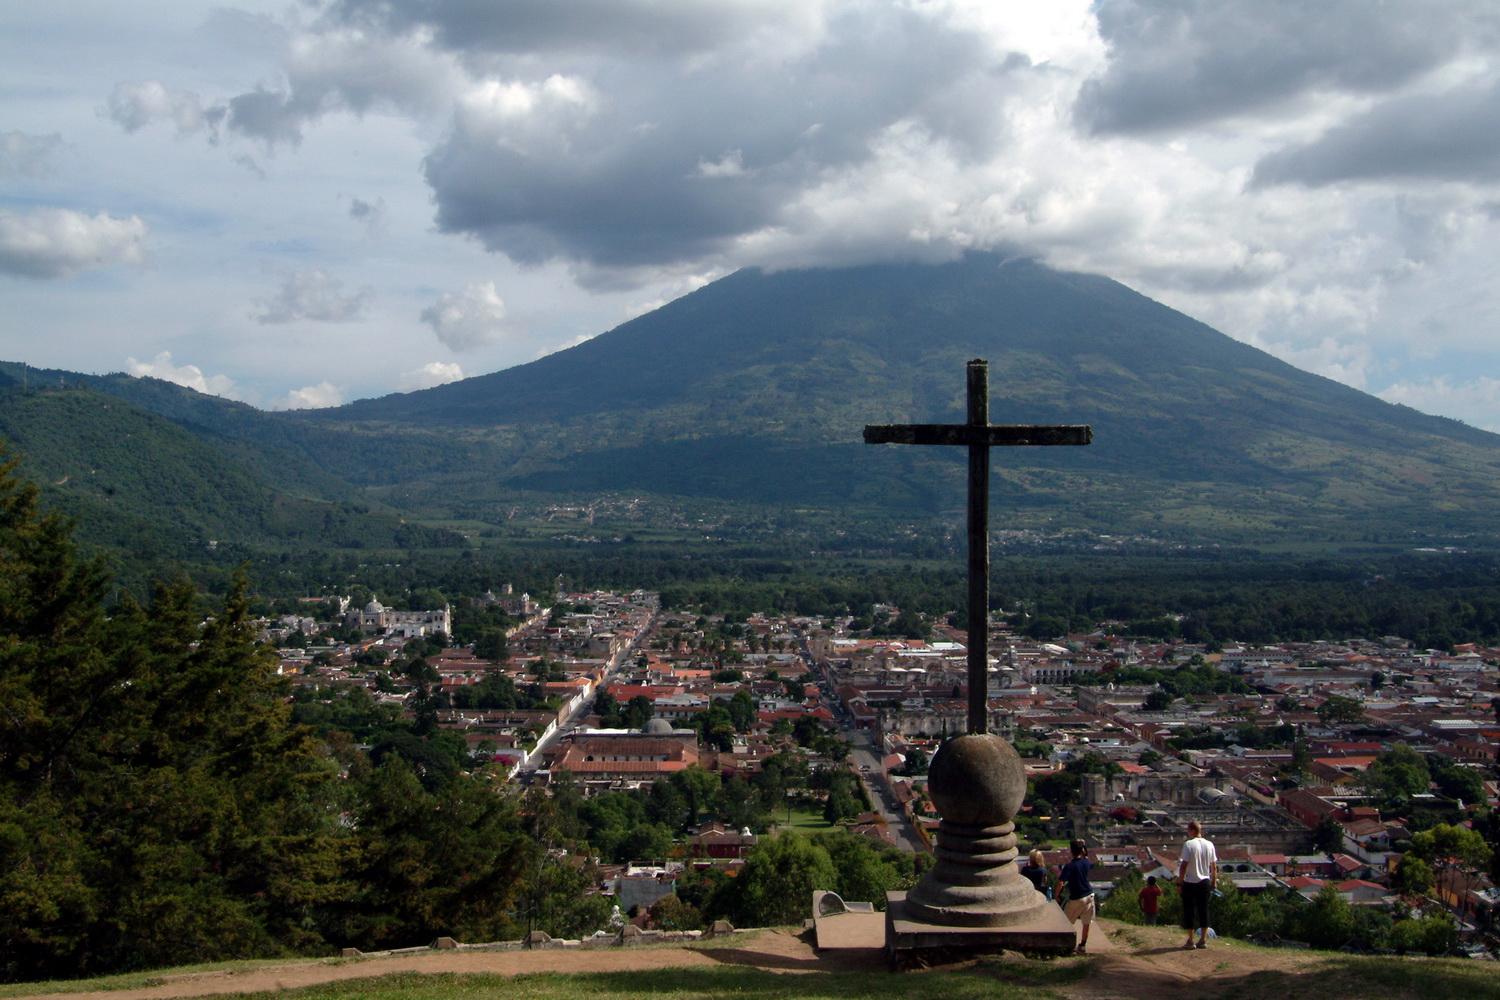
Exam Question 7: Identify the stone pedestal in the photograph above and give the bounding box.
[886,891,1076,955]
[886,732,1077,962]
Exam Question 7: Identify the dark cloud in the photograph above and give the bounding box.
[327,0,777,58]
[419,5,1002,272]
[227,88,306,146]
[1075,0,1494,134]
[1253,77,1500,187]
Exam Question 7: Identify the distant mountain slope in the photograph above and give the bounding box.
[0,378,457,557]
[292,254,1500,542]
[10,253,1498,547]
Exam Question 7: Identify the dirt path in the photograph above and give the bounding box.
[1055,922,1326,1000]
[4,922,1340,1000]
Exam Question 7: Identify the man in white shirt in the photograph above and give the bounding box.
[1178,820,1218,949]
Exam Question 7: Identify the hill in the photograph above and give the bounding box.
[294,253,1500,545]
[12,924,1494,1000]
[0,372,460,562]
[8,253,1500,550]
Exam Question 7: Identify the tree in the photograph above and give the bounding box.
[1408,823,1492,871]
[1389,855,1435,898]
[473,628,507,662]
[706,832,837,927]
[1316,694,1366,724]
[725,690,757,732]
[897,747,929,776]
[1387,913,1457,956]
[812,831,917,904]
[822,774,860,824]
[672,766,722,832]
[1362,743,1430,810]
[648,893,702,931]
[332,761,532,949]
[0,457,345,978]
[1430,758,1485,806]
[1097,867,1146,923]
[1312,816,1345,854]
[623,694,655,730]
[1292,884,1354,950]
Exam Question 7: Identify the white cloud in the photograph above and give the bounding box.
[1,131,65,177]
[0,208,148,279]
[533,331,601,360]
[253,268,373,324]
[420,281,513,351]
[266,381,346,410]
[20,1,1500,427]
[106,80,218,136]
[1379,375,1500,432]
[1252,336,1377,390]
[126,351,246,400]
[396,361,465,391]
[696,149,748,178]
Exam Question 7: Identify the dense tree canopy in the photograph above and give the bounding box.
[0,457,597,980]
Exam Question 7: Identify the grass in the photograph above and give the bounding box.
[774,806,841,833]
[0,957,346,997]
[205,962,1089,1000]
[1205,956,1500,1000]
[3,929,1494,1000]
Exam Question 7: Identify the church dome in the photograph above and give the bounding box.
[365,600,385,614]
[644,718,673,735]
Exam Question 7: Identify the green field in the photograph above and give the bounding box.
[5,944,1499,1000]
[775,805,842,833]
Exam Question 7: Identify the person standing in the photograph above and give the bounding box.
[1138,875,1162,925]
[1057,839,1095,954]
[1178,821,1218,949]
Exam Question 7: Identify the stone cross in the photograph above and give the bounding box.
[865,358,1090,734]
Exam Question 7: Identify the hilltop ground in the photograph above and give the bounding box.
[7,920,1484,1000]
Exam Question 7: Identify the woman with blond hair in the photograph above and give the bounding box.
[1018,848,1052,899]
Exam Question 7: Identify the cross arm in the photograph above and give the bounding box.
[863,424,1092,447]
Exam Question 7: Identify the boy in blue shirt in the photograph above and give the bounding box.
[1056,839,1094,953]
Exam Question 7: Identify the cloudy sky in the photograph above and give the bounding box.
[5,1,1500,427]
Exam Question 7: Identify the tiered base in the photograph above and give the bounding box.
[885,891,1078,963]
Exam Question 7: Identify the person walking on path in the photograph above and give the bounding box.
[1138,875,1162,925]
[1057,840,1095,953]
[1179,821,1218,949]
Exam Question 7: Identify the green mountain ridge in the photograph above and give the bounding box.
[0,373,458,561]
[294,254,1500,542]
[6,253,1500,548]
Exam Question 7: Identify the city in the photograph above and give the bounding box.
[268,584,1500,953]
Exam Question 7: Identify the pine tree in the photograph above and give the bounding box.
[0,454,343,978]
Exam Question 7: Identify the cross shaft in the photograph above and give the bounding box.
[864,359,1091,734]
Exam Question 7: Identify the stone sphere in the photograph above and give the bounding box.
[926,732,1027,827]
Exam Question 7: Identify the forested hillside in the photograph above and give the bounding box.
[0,383,463,561]
[13,253,1500,551]
[0,458,913,980]
[291,254,1500,544]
